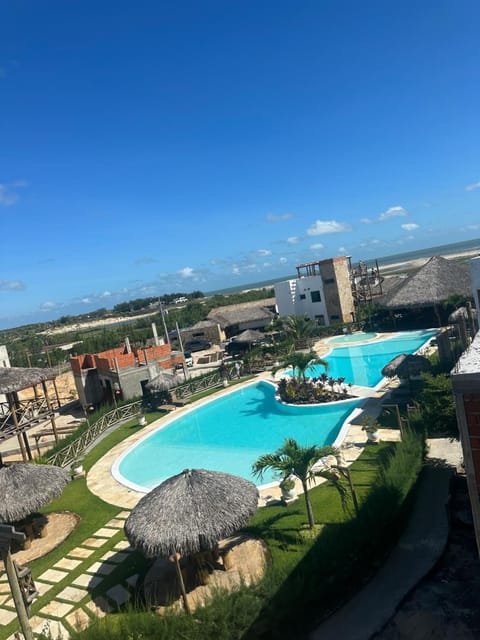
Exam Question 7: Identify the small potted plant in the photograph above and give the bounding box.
[361,416,380,443]
[71,459,84,475]
[279,475,297,500]
[138,414,147,427]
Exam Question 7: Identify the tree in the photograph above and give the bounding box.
[252,438,337,529]
[274,351,328,381]
[410,372,458,439]
[282,315,316,348]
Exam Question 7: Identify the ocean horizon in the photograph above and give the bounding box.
[207,237,480,296]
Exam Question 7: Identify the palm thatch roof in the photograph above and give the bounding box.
[207,299,275,329]
[382,256,471,309]
[232,329,265,343]
[146,370,183,391]
[0,367,57,395]
[381,354,431,379]
[124,468,258,557]
[0,463,70,522]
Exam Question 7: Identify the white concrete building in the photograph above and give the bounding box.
[274,257,355,325]
[471,256,480,323]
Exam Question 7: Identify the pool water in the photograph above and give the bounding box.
[328,332,378,344]
[114,328,436,491]
[307,329,437,387]
[115,381,360,490]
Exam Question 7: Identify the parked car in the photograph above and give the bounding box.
[175,351,194,369]
[184,339,212,352]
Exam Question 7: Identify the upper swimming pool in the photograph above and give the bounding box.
[327,332,378,344]
[307,329,437,387]
[114,381,360,490]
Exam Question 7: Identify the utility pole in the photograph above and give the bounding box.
[159,300,170,347]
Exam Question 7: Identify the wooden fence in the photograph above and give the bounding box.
[46,400,143,468]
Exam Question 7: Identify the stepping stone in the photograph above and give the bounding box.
[65,608,92,632]
[32,617,69,639]
[100,550,130,564]
[56,586,87,603]
[83,537,108,548]
[116,511,130,519]
[93,527,118,538]
[3,599,13,608]
[67,546,95,559]
[126,574,139,588]
[113,540,133,551]
[37,568,69,583]
[40,599,74,617]
[106,584,130,607]
[105,518,125,529]
[54,558,82,571]
[0,608,17,624]
[85,596,113,617]
[35,580,54,596]
[85,561,116,576]
[73,574,103,589]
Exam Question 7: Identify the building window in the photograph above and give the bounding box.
[330,314,340,321]
[315,315,325,326]
[299,294,306,300]
[310,291,321,303]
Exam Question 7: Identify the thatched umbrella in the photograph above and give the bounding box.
[125,468,258,612]
[146,370,183,392]
[0,367,57,395]
[0,463,70,523]
[381,354,431,380]
[232,329,264,344]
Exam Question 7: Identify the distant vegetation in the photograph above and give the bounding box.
[0,288,274,367]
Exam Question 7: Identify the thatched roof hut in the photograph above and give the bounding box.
[146,370,183,392]
[381,354,431,379]
[125,468,258,558]
[207,300,275,334]
[0,367,57,395]
[0,463,70,522]
[382,256,471,309]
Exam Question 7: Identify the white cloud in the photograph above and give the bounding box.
[40,301,58,310]
[379,206,407,221]
[0,279,25,291]
[263,262,271,267]
[310,243,324,250]
[287,236,301,245]
[338,246,347,253]
[81,298,91,304]
[266,212,294,222]
[179,266,195,278]
[232,266,240,275]
[0,181,27,206]
[466,181,480,192]
[100,291,112,298]
[466,224,480,230]
[279,257,288,264]
[255,249,272,256]
[401,223,419,231]
[360,217,373,224]
[307,220,352,236]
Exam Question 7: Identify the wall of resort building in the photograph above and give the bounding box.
[452,331,480,556]
[70,342,183,407]
[274,256,355,325]
[471,257,480,324]
[0,345,11,403]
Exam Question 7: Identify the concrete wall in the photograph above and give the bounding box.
[452,332,480,555]
[471,257,480,323]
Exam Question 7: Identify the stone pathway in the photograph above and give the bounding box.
[0,511,139,640]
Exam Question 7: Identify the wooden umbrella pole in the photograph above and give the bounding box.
[173,552,191,614]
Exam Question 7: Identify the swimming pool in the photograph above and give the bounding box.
[327,332,378,344]
[114,381,360,490]
[307,329,437,387]
[114,328,436,491]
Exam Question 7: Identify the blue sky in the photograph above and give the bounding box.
[1,1,479,329]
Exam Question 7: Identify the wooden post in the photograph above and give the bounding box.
[0,526,35,640]
[173,552,190,614]
[8,394,28,463]
[41,381,59,444]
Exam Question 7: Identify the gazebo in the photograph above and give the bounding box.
[0,367,61,464]
[382,256,471,326]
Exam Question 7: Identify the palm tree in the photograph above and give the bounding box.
[273,351,329,381]
[283,315,316,348]
[252,438,337,529]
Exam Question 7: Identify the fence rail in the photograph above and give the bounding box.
[46,400,143,468]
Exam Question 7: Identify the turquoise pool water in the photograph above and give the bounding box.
[115,329,436,490]
[307,329,437,387]
[115,381,360,490]
[328,332,378,344]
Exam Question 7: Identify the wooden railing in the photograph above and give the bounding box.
[173,366,237,402]
[46,400,142,468]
